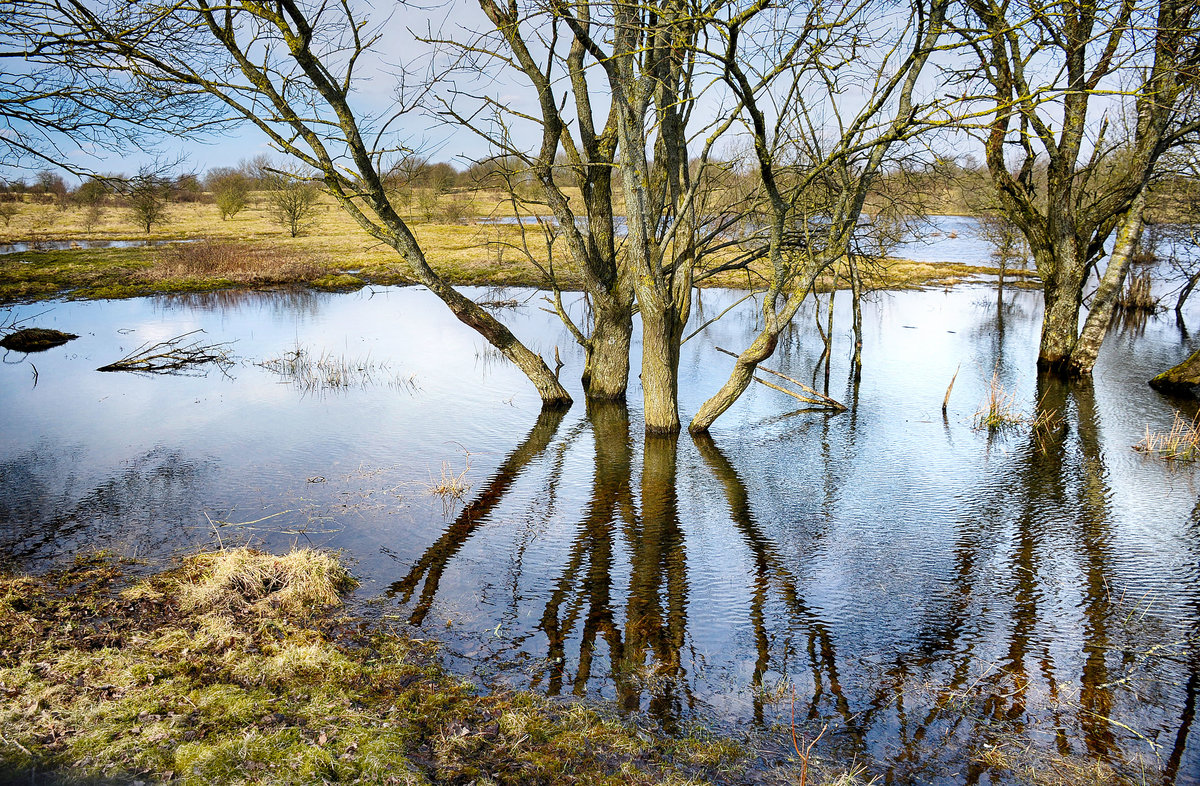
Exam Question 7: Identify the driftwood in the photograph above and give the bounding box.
[97,329,235,375]
[714,346,847,411]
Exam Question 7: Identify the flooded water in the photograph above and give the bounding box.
[2,274,1200,783]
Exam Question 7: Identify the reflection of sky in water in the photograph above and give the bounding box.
[1,274,1199,783]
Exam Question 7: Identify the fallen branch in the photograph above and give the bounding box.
[97,329,235,375]
[715,346,847,411]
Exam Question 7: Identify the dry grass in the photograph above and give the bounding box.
[1133,410,1200,461]
[257,346,419,393]
[1118,269,1159,312]
[145,239,327,284]
[427,456,472,502]
[1,550,817,785]
[176,547,357,616]
[972,373,1023,430]
[1,193,1041,303]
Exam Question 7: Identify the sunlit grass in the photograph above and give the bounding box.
[426,456,471,502]
[972,373,1023,431]
[3,550,797,785]
[1,192,1041,302]
[1133,411,1200,462]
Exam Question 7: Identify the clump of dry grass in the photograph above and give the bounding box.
[176,547,357,616]
[257,346,419,393]
[973,373,1023,430]
[145,239,327,284]
[427,455,472,502]
[1118,269,1159,312]
[1133,411,1200,462]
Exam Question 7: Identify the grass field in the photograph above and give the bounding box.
[0,190,1036,303]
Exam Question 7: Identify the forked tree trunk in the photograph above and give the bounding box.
[1035,242,1088,374]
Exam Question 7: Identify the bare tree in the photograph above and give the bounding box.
[958,0,1200,376]
[260,165,319,237]
[0,1,226,174]
[549,0,748,432]
[57,0,570,407]
[433,3,636,403]
[688,0,951,432]
[123,165,169,233]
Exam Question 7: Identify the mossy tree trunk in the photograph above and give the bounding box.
[1150,346,1200,391]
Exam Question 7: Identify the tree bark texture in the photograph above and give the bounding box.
[1150,347,1200,391]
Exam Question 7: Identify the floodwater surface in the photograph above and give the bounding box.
[2,275,1199,784]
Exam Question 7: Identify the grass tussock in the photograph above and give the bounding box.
[426,457,471,502]
[146,240,328,285]
[177,548,357,616]
[1,549,830,786]
[1133,410,1200,462]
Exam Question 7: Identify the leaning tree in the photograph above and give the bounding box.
[688,0,952,432]
[53,0,571,406]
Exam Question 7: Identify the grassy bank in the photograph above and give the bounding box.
[0,549,853,786]
[0,195,1036,303]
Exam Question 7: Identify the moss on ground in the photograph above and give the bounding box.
[0,549,839,786]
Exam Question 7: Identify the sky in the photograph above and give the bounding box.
[1,0,1144,186]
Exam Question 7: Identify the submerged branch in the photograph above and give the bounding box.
[715,346,847,411]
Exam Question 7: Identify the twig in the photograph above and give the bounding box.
[682,290,758,344]
[97,329,234,375]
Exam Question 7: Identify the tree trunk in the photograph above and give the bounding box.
[388,227,573,408]
[640,303,684,434]
[689,330,778,434]
[1150,346,1200,392]
[1036,246,1087,373]
[1069,194,1147,375]
[688,274,813,434]
[582,290,634,401]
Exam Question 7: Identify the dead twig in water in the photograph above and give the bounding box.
[715,346,847,411]
[97,329,235,375]
[943,364,960,416]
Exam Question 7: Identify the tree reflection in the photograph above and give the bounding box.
[387,406,568,625]
[0,445,213,564]
[386,387,1199,782]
